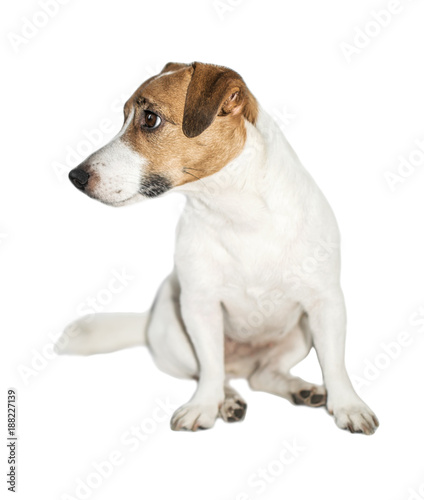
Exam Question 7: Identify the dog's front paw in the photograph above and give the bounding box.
[330,403,379,435]
[170,402,219,431]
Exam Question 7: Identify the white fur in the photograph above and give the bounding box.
[60,105,378,434]
[87,110,147,206]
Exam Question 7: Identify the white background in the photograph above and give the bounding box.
[2,0,424,499]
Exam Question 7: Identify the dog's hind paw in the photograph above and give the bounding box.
[291,385,327,408]
[219,396,247,423]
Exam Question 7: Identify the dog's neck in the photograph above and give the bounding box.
[177,108,312,225]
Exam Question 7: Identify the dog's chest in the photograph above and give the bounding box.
[221,281,302,342]
[219,250,302,341]
[212,220,303,341]
[176,192,308,340]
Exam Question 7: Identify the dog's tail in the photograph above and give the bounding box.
[55,312,150,356]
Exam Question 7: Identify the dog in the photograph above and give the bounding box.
[58,61,379,434]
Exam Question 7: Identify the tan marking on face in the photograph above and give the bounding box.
[120,62,258,189]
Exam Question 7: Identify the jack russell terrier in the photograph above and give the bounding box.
[58,62,379,434]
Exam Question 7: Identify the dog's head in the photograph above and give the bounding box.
[69,62,258,206]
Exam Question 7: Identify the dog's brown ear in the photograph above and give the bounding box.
[160,62,190,74]
[182,62,258,138]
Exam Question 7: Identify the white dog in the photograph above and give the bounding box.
[59,62,379,434]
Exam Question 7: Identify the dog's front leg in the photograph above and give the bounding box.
[305,287,379,434]
[170,294,225,431]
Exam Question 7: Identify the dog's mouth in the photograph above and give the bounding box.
[94,193,141,207]
[69,166,173,207]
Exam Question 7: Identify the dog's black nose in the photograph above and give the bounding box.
[69,168,90,190]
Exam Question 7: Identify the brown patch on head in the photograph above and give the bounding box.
[121,61,258,190]
[182,62,258,138]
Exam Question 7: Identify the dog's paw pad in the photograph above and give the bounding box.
[170,403,218,431]
[291,386,327,408]
[220,397,247,423]
[311,394,325,405]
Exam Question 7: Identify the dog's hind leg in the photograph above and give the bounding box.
[56,312,149,355]
[248,319,327,408]
[147,272,199,380]
[219,384,247,423]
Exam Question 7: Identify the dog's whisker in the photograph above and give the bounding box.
[182,168,201,180]
[183,166,204,172]
[182,168,212,192]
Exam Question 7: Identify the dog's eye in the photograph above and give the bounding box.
[142,111,161,129]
